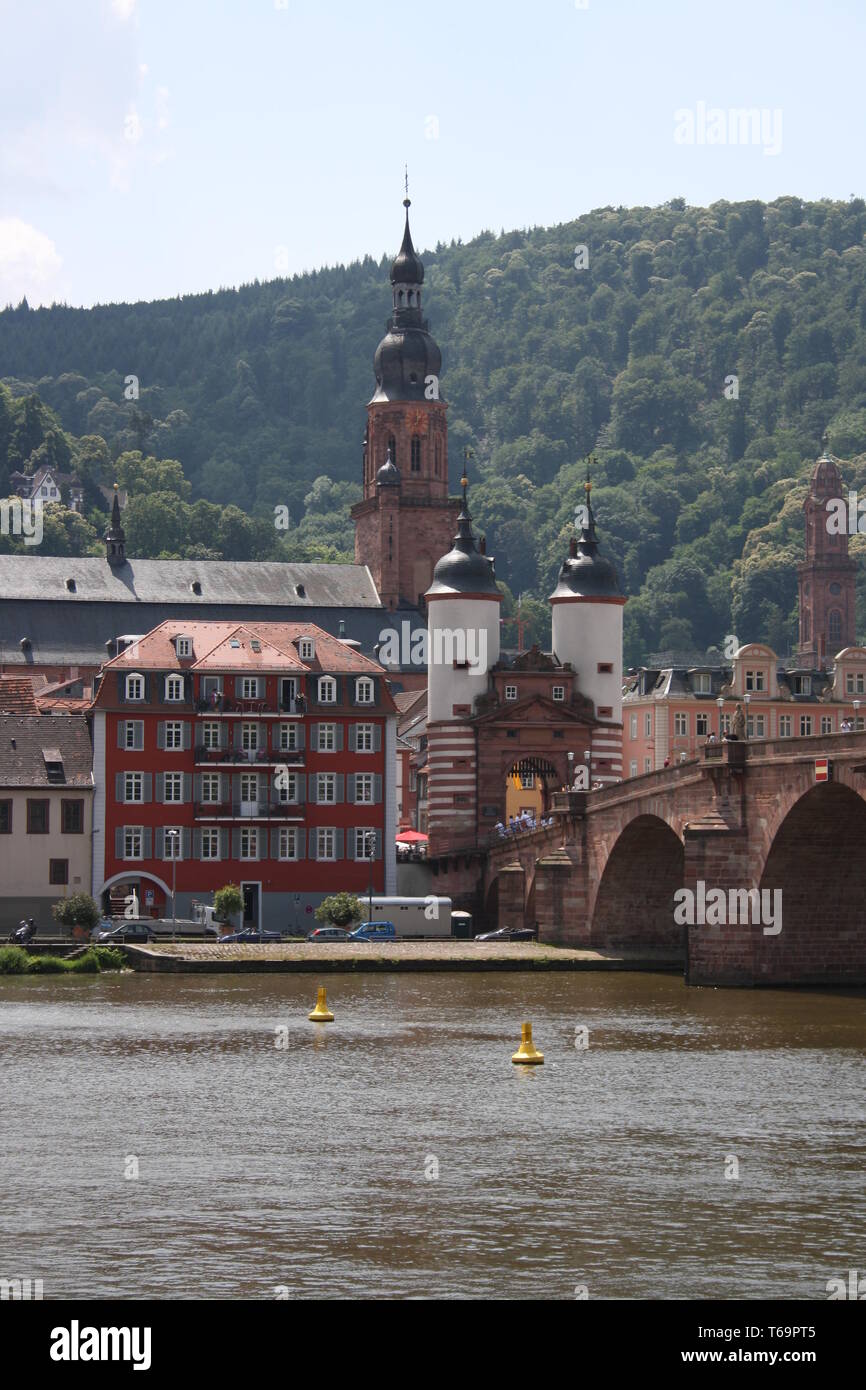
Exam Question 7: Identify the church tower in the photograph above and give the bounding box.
[797,451,858,667]
[352,198,459,610]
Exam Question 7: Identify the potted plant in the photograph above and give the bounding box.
[52,893,101,942]
[213,884,244,935]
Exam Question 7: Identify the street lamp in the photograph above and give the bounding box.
[717,695,725,739]
[366,831,375,928]
[567,750,574,789]
[167,829,179,940]
[854,698,861,732]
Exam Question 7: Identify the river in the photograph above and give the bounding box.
[1,971,863,1299]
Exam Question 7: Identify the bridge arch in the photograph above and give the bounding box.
[591,814,685,950]
[758,781,866,982]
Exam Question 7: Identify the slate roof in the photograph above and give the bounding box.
[0,556,380,606]
[0,714,93,787]
[0,554,427,672]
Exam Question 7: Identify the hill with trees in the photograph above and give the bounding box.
[3,194,866,664]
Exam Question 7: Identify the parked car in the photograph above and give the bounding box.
[218,928,283,943]
[474,927,536,942]
[348,921,396,942]
[90,918,116,940]
[95,922,154,943]
[306,927,351,942]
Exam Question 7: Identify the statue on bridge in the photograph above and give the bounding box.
[731,703,747,741]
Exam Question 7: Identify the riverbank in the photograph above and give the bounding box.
[124,940,685,974]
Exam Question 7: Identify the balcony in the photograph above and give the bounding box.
[194,746,305,766]
[193,695,306,716]
[193,801,305,820]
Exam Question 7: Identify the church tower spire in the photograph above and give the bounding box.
[797,449,858,667]
[352,192,459,611]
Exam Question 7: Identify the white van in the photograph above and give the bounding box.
[362,897,452,939]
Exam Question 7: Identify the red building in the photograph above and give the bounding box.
[90,619,397,931]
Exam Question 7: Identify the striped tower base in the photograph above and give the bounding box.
[588,721,623,786]
[426,721,477,855]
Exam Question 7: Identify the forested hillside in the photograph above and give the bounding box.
[4,194,866,665]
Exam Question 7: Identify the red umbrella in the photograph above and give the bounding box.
[395,830,428,843]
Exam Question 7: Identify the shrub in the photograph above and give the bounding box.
[214,884,243,922]
[26,954,67,973]
[90,945,127,971]
[315,893,365,927]
[0,945,29,974]
[68,949,101,974]
[51,893,101,931]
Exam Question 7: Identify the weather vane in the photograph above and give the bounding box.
[404,165,410,207]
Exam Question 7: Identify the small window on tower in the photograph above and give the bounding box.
[411,437,421,472]
[388,435,397,467]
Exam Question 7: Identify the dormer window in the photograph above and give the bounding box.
[693,673,711,694]
[318,676,336,703]
[846,672,866,694]
[165,675,184,702]
[355,677,374,705]
[793,675,812,696]
[125,673,144,702]
[298,638,314,660]
[175,636,192,659]
[745,669,765,692]
[552,686,565,701]
[505,685,518,701]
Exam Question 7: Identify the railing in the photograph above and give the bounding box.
[192,801,304,820]
[193,697,306,716]
[194,746,305,765]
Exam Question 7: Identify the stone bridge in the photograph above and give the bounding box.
[430,733,866,987]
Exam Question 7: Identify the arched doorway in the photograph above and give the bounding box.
[504,756,559,827]
[759,783,866,982]
[592,815,684,949]
[99,870,171,921]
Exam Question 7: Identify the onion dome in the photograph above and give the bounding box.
[370,198,443,404]
[390,199,425,285]
[376,445,401,487]
[549,482,623,600]
[426,473,498,597]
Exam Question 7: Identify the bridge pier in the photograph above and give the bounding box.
[683,824,754,986]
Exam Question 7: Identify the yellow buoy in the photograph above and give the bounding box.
[511,1021,544,1065]
[308,987,334,1022]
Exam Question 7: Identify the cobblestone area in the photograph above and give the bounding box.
[128,941,684,972]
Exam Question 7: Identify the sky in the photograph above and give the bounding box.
[1,0,865,308]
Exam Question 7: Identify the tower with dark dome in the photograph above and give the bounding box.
[352,197,459,611]
[797,450,858,667]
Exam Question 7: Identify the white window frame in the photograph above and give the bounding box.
[693,673,711,694]
[356,724,374,752]
[200,773,220,804]
[201,828,220,861]
[674,713,688,736]
[644,758,652,773]
[355,773,374,805]
[164,828,183,860]
[355,677,374,704]
[318,676,336,703]
[202,721,220,750]
[123,827,143,860]
[240,827,258,861]
[630,760,638,777]
[505,685,518,701]
[241,676,260,700]
[630,715,638,739]
[779,715,792,737]
[354,828,375,860]
[164,772,183,803]
[645,712,652,737]
[241,722,259,751]
[125,673,144,702]
[165,721,183,751]
[299,638,314,660]
[278,827,298,861]
[124,772,143,804]
[696,714,709,736]
[799,715,813,736]
[165,675,184,702]
[317,827,336,861]
[176,637,192,659]
[317,773,336,804]
[124,720,143,751]
[745,669,765,692]
[821,715,834,734]
[552,686,565,702]
[279,723,300,751]
[318,723,336,752]
[276,772,298,804]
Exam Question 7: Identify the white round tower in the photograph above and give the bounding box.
[424,474,501,848]
[550,480,626,782]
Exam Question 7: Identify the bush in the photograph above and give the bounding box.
[68,949,101,974]
[89,945,127,971]
[0,945,29,974]
[315,893,365,927]
[26,954,67,973]
[51,893,101,930]
[214,884,243,922]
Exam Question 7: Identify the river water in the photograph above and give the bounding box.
[1,971,863,1300]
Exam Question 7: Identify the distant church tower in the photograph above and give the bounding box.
[797,451,858,667]
[352,198,459,610]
